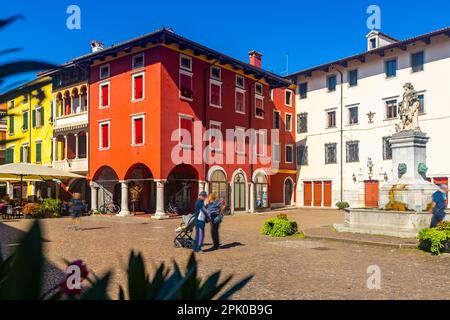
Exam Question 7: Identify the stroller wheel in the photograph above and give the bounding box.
[174,239,182,248]
[185,240,194,249]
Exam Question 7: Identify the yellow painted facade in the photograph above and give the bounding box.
[4,77,53,197]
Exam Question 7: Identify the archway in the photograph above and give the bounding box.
[254,172,269,210]
[125,163,155,213]
[93,166,120,211]
[232,170,247,212]
[284,177,294,206]
[166,164,199,213]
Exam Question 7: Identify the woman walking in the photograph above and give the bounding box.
[193,191,207,253]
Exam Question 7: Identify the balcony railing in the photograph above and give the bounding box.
[53,158,88,173]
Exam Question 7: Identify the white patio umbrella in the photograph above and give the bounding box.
[0,163,85,206]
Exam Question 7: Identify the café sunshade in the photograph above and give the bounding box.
[0,163,84,181]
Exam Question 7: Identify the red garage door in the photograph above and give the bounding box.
[313,181,323,207]
[304,182,312,207]
[323,181,332,207]
[364,180,379,208]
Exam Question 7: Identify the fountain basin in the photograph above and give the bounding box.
[334,208,449,238]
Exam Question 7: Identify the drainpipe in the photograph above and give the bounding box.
[331,65,344,202]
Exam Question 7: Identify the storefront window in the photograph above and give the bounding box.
[255,173,268,209]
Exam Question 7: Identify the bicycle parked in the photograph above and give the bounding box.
[99,201,121,214]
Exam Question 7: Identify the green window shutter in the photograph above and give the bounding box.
[20,146,23,162]
[36,143,42,163]
[9,115,14,134]
[40,108,45,126]
[5,149,13,164]
[23,112,28,130]
[32,109,36,128]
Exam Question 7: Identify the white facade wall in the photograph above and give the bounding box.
[294,34,450,208]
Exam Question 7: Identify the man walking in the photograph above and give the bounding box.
[430,184,448,228]
[193,191,207,253]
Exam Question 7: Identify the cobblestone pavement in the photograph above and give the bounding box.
[1,208,449,300]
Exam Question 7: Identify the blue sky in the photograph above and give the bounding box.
[1,0,449,92]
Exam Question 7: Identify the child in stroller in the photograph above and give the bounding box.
[174,213,196,249]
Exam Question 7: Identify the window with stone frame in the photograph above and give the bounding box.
[297,145,308,165]
[325,143,337,164]
[382,137,392,160]
[297,113,308,133]
[346,141,359,163]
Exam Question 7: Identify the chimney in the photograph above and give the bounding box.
[248,50,263,68]
[91,40,104,53]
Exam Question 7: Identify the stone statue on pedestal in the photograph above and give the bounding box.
[395,83,421,133]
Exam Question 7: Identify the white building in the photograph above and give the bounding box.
[287,27,450,209]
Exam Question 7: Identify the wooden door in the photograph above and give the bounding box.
[304,182,312,207]
[284,179,293,205]
[234,182,246,211]
[323,181,332,207]
[313,181,323,207]
[364,180,379,208]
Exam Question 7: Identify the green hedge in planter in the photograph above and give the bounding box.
[418,222,450,255]
[262,214,298,237]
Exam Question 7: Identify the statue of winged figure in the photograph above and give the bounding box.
[395,83,421,133]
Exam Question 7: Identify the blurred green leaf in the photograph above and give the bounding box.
[0,61,57,79]
[0,15,25,29]
[0,220,43,300]
[80,272,111,300]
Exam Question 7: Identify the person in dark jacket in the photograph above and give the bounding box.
[430,184,448,228]
[206,193,223,251]
[193,191,207,252]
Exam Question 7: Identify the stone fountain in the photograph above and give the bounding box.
[335,83,440,238]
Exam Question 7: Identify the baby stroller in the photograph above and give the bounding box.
[174,213,196,249]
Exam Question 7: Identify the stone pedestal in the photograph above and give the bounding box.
[379,131,438,212]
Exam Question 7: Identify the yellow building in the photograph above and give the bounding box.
[2,76,54,199]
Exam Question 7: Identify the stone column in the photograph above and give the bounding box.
[75,134,79,159]
[52,137,57,162]
[249,182,255,213]
[118,180,131,216]
[152,180,169,219]
[64,135,68,160]
[90,184,98,211]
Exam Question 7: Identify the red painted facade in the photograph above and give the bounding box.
[86,30,296,212]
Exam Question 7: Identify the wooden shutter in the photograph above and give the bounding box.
[134,75,143,100]
[134,118,143,144]
[179,118,192,145]
[32,109,36,128]
[101,123,109,148]
[211,83,220,106]
[9,115,14,134]
[101,84,109,107]
[40,108,45,126]
[36,143,42,163]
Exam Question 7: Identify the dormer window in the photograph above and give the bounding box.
[370,38,377,49]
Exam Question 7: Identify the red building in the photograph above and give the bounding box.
[73,29,296,217]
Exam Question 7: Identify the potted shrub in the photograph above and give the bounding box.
[418,221,450,255]
[23,203,42,219]
[41,198,62,218]
[262,214,299,237]
[336,201,350,210]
